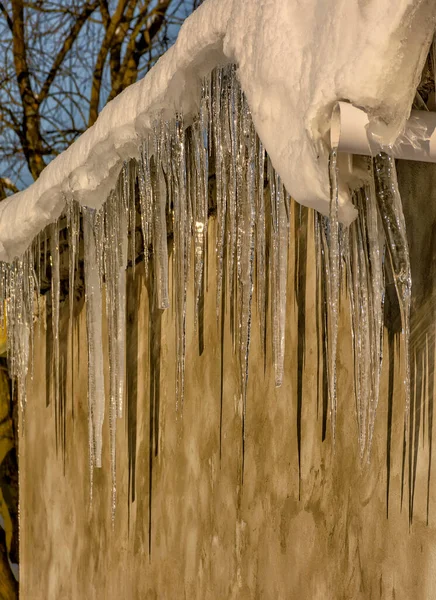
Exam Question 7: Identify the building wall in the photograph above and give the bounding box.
[20,163,436,599]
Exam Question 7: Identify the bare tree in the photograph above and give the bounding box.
[0,0,200,195]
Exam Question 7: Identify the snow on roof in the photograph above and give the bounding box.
[0,0,434,262]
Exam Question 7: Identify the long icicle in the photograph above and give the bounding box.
[373,153,411,425]
[50,221,61,449]
[269,159,289,388]
[327,148,340,441]
[83,208,105,473]
[238,100,256,481]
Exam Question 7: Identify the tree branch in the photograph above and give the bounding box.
[88,0,131,126]
[38,0,100,105]
[11,0,46,179]
[0,2,13,32]
[108,0,171,101]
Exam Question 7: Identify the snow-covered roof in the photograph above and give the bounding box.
[0,0,434,262]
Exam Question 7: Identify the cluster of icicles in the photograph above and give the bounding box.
[0,66,412,517]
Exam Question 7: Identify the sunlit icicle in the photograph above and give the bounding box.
[138,140,153,278]
[102,195,118,517]
[327,148,340,440]
[228,67,239,347]
[192,116,207,330]
[123,160,137,277]
[347,191,372,458]
[116,177,129,420]
[152,121,170,310]
[238,103,256,478]
[50,221,61,424]
[83,208,105,471]
[103,178,129,515]
[213,68,227,321]
[195,78,210,327]
[27,242,38,384]
[269,158,289,387]
[7,255,32,414]
[256,139,267,353]
[172,115,189,409]
[66,196,80,327]
[364,179,385,458]
[373,153,411,424]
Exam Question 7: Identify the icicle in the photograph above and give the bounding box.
[269,159,289,387]
[256,139,267,354]
[116,177,128,420]
[172,115,189,409]
[138,140,153,278]
[66,197,80,325]
[373,153,411,423]
[50,221,61,435]
[213,68,227,322]
[192,79,210,329]
[347,191,372,458]
[123,160,137,276]
[152,121,170,310]
[6,255,32,414]
[83,208,105,471]
[238,102,256,479]
[103,179,129,517]
[326,148,340,440]
[364,179,385,458]
[227,67,239,348]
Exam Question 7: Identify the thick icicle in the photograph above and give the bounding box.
[373,153,411,423]
[256,140,267,356]
[172,115,189,409]
[152,121,170,310]
[326,148,340,440]
[66,197,80,325]
[238,101,256,479]
[364,180,385,457]
[228,68,239,349]
[50,221,61,435]
[346,185,385,459]
[103,179,129,517]
[138,140,153,278]
[192,80,209,330]
[269,159,289,388]
[83,208,105,471]
[213,68,227,322]
[6,255,33,414]
[123,160,137,276]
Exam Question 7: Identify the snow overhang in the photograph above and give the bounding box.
[0,0,435,262]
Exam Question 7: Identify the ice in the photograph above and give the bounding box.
[0,0,432,520]
[192,80,210,331]
[325,149,340,440]
[66,197,80,327]
[103,179,130,515]
[137,141,153,278]
[237,101,256,478]
[172,115,190,409]
[83,208,106,470]
[269,160,289,388]
[50,221,61,438]
[213,68,226,322]
[255,140,267,357]
[4,256,33,415]
[373,153,411,423]
[152,123,170,311]
[346,183,385,460]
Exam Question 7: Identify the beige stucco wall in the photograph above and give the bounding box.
[20,164,436,599]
